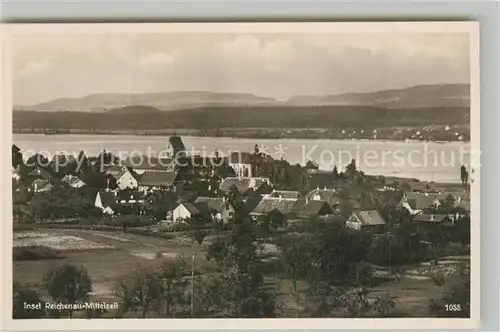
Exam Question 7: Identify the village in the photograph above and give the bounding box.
[12,136,471,319]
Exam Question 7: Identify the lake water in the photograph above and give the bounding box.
[13,134,472,183]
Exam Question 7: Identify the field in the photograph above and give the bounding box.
[13,229,213,303]
[13,229,468,318]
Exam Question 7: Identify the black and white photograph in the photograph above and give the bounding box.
[3,22,480,328]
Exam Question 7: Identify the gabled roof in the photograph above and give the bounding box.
[182,202,201,215]
[305,188,340,205]
[250,198,299,216]
[61,174,85,187]
[228,152,252,165]
[266,190,302,200]
[31,179,54,191]
[97,191,117,207]
[291,199,333,217]
[123,155,174,171]
[219,177,270,194]
[105,165,125,178]
[412,214,450,223]
[138,171,177,187]
[27,167,52,180]
[350,210,386,226]
[402,192,443,210]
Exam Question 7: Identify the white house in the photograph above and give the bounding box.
[172,202,200,223]
[115,168,139,190]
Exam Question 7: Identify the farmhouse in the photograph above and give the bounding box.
[61,174,86,188]
[94,190,145,215]
[290,199,333,218]
[399,192,443,215]
[250,190,303,218]
[138,171,178,192]
[345,210,386,231]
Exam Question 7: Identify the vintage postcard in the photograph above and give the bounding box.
[1,22,480,330]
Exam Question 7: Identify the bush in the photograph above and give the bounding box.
[13,246,63,261]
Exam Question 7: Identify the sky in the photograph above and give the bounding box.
[12,32,470,105]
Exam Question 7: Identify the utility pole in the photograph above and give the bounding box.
[191,253,195,318]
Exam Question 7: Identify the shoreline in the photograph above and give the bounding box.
[12,128,471,143]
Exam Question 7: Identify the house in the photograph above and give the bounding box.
[27,167,52,181]
[412,214,454,227]
[61,174,86,188]
[250,190,303,218]
[138,171,178,192]
[266,190,303,200]
[94,191,117,215]
[123,155,175,174]
[172,202,201,223]
[219,177,272,195]
[94,190,145,215]
[193,197,235,223]
[345,210,386,231]
[30,179,54,193]
[399,192,443,215]
[290,199,333,218]
[115,167,140,190]
[305,187,340,208]
[229,152,253,178]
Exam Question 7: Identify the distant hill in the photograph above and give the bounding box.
[286,84,470,109]
[106,105,164,114]
[15,84,470,112]
[18,91,279,113]
[13,105,469,132]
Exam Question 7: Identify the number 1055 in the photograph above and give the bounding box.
[445,304,461,311]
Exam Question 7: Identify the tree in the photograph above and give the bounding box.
[156,257,190,317]
[13,283,46,319]
[192,229,208,247]
[332,165,339,185]
[460,165,469,187]
[114,265,161,318]
[345,159,357,177]
[12,145,23,168]
[429,270,470,318]
[202,218,280,317]
[43,264,92,318]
